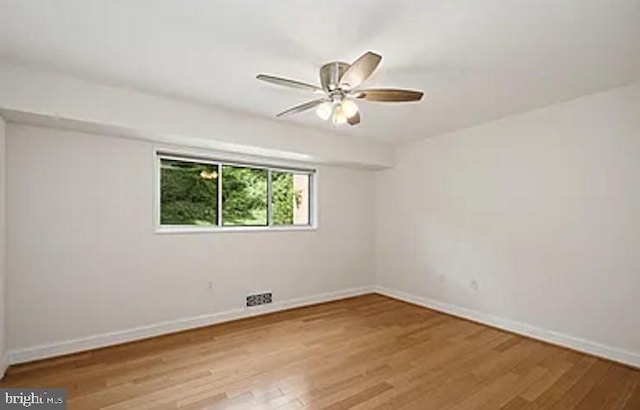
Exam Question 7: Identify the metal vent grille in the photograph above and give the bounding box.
[246,292,273,307]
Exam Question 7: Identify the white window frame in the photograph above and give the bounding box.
[154,149,318,234]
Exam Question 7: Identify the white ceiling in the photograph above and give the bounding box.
[1,0,639,144]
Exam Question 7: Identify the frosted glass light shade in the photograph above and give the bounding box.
[341,99,359,118]
[315,101,333,120]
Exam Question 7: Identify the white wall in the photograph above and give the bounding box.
[375,83,640,365]
[0,116,6,376]
[6,124,375,359]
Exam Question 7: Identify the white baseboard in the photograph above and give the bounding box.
[375,286,640,368]
[8,286,374,365]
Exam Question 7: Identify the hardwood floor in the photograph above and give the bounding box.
[1,294,639,409]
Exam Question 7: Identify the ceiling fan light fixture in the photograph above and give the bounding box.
[315,101,333,120]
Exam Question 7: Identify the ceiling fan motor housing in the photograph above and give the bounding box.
[320,61,350,91]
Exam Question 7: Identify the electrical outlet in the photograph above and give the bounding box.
[470,280,479,291]
[246,292,273,307]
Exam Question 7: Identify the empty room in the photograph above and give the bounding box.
[0,0,639,409]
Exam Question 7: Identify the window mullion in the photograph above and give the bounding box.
[309,172,314,226]
[267,169,273,226]
[217,163,222,226]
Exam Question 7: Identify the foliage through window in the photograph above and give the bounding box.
[159,155,314,229]
[272,171,310,225]
[222,165,267,226]
[160,159,218,226]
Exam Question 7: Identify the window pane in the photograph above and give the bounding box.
[272,171,311,226]
[222,165,267,226]
[160,159,218,225]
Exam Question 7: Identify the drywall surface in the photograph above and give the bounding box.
[6,124,375,356]
[375,83,640,364]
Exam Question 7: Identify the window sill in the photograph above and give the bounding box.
[154,225,318,234]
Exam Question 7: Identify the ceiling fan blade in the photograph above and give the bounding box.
[347,112,361,126]
[256,74,323,93]
[339,51,382,89]
[356,89,424,102]
[276,99,327,117]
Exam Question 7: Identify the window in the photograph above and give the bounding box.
[272,171,311,226]
[157,153,315,231]
[222,165,267,226]
[160,158,218,226]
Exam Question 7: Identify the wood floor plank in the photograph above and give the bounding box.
[622,381,640,410]
[1,294,638,409]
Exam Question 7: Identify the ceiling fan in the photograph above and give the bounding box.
[256,51,423,126]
